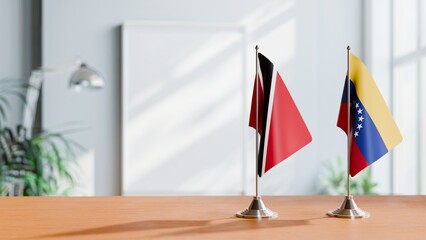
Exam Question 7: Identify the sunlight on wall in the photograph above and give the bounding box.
[240,0,294,31]
[121,0,362,196]
[172,31,244,79]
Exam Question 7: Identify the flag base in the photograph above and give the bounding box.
[236,196,278,219]
[327,195,370,219]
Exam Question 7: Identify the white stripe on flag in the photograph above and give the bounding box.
[261,68,277,175]
[257,57,264,90]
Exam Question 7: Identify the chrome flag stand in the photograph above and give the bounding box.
[327,46,369,219]
[327,195,369,218]
[236,45,277,219]
[236,196,277,218]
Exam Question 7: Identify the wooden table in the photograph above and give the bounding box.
[1,196,425,239]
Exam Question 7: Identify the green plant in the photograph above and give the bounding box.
[0,79,81,196]
[0,125,82,196]
[319,156,378,195]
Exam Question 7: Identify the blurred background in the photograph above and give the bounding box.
[0,0,424,196]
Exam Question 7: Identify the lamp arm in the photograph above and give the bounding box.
[21,59,82,136]
[34,59,82,78]
[22,72,43,137]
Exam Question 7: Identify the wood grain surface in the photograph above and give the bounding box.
[0,196,425,239]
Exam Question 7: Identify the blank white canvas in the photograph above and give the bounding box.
[122,22,247,195]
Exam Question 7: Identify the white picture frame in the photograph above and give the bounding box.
[121,21,248,195]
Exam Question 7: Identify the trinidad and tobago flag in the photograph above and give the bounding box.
[337,52,402,176]
[249,52,312,177]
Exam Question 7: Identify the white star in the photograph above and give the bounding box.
[354,131,359,137]
[355,102,360,109]
[358,116,364,122]
[357,108,363,114]
[357,124,363,130]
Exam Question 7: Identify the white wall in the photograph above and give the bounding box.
[0,0,32,127]
[42,0,363,195]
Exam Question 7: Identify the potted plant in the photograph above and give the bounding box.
[318,156,378,195]
[0,79,80,196]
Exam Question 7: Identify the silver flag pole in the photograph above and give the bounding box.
[327,46,369,219]
[236,45,277,219]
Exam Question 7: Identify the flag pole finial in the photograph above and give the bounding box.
[347,45,351,51]
[255,45,259,51]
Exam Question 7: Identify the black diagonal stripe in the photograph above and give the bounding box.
[257,53,274,177]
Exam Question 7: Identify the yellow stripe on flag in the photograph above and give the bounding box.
[349,53,402,150]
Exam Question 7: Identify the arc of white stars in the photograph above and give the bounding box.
[353,101,364,138]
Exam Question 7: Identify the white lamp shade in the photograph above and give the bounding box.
[69,63,104,90]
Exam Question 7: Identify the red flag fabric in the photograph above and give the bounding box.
[249,53,312,177]
[249,74,264,134]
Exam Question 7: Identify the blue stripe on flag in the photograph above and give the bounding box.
[340,76,356,104]
[352,92,388,165]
